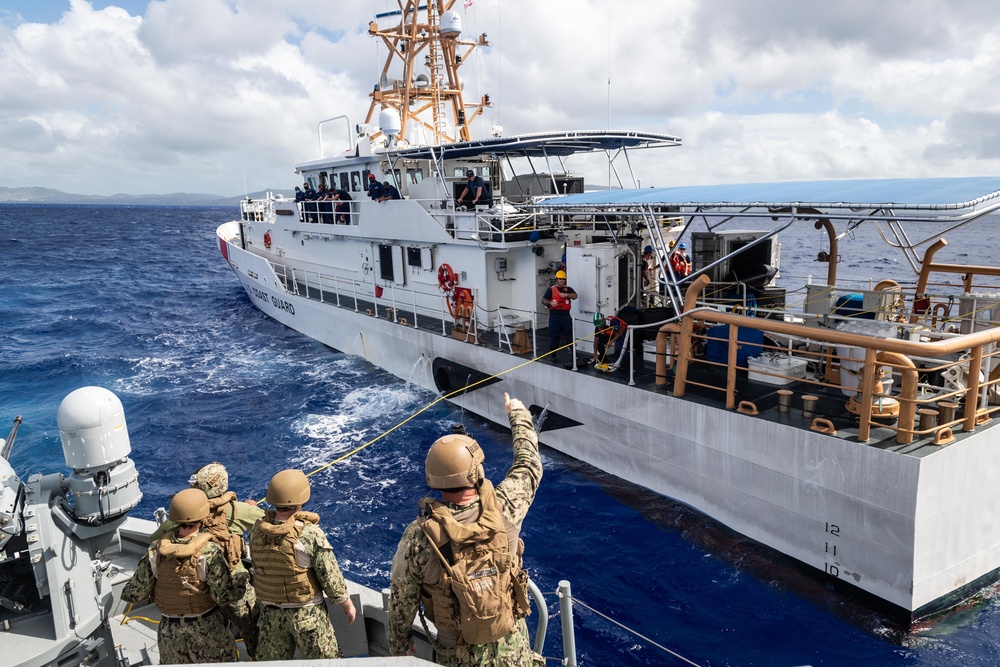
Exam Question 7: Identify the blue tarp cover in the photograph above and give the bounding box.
[705,325,765,366]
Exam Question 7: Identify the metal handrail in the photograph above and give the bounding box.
[675,275,1000,444]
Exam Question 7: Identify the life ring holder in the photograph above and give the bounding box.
[448,287,474,322]
[263,230,272,250]
[438,263,462,319]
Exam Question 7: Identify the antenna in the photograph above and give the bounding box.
[366,1,490,145]
[607,0,612,190]
[243,168,248,198]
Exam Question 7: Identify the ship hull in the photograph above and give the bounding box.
[219,223,1000,618]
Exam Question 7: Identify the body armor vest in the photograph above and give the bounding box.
[249,510,323,605]
[202,491,245,568]
[153,532,215,617]
[417,479,530,653]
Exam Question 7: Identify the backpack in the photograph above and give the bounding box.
[417,480,530,652]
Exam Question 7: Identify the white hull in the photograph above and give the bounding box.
[219,223,1000,616]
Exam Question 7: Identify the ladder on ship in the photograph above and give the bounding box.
[640,210,685,311]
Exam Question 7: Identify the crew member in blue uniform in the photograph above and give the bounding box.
[367,174,384,201]
[457,170,490,209]
[334,189,352,223]
[378,181,402,201]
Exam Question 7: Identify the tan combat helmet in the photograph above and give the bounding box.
[266,469,311,506]
[189,462,228,499]
[169,488,211,523]
[425,434,485,489]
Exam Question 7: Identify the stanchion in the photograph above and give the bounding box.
[558,580,578,667]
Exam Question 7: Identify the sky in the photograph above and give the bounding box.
[2,0,999,197]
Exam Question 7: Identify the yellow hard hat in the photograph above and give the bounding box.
[555,270,567,279]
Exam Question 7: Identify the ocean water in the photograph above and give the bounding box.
[2,203,1000,666]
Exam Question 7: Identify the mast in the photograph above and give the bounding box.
[367,0,491,146]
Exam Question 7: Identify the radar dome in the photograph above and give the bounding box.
[58,386,131,468]
[440,10,461,37]
[57,387,142,524]
[379,107,402,139]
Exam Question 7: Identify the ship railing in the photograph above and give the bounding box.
[787,235,1000,330]
[668,276,1000,447]
[688,319,1000,444]
[526,201,686,227]
[494,305,539,356]
[376,578,579,665]
[240,197,274,222]
[576,313,687,386]
[420,195,685,241]
[420,198,687,242]
[271,260,538,342]
[267,259,555,364]
[425,199,552,241]
[784,277,1000,336]
[298,200,344,225]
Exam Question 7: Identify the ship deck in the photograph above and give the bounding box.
[290,277,979,459]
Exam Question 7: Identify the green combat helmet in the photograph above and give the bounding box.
[190,462,229,499]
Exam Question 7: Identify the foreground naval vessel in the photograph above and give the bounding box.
[0,386,571,666]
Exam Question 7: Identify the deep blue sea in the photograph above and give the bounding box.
[2,203,1000,666]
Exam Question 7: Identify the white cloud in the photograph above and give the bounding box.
[1,0,999,196]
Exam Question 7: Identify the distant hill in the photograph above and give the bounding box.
[0,186,294,206]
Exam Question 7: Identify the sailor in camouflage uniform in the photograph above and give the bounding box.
[389,392,542,666]
[249,469,356,660]
[150,462,265,658]
[122,488,248,664]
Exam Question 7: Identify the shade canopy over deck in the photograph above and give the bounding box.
[546,177,1000,214]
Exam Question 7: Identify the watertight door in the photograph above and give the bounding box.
[566,244,619,355]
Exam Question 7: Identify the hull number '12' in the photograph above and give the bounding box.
[825,522,841,578]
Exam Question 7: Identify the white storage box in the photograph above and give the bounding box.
[747,354,808,385]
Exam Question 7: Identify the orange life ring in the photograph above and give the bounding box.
[438,263,457,291]
[263,230,272,249]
